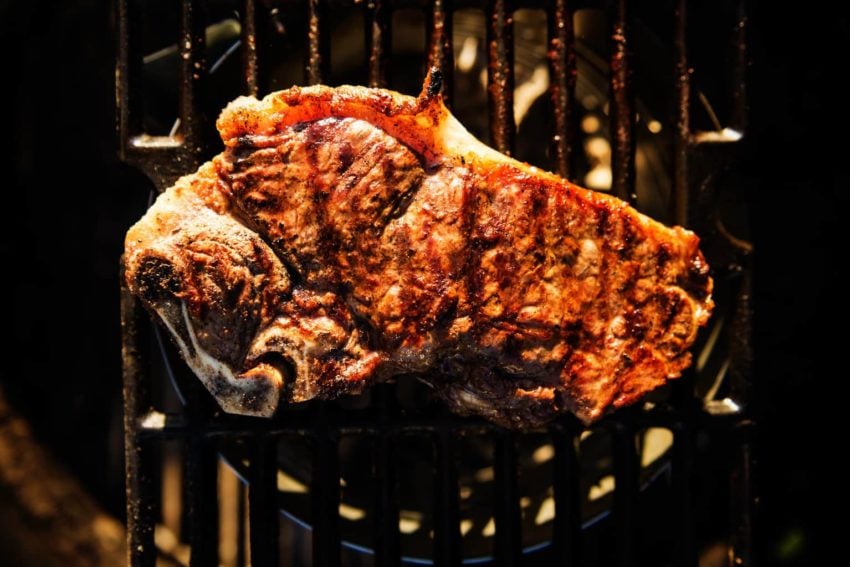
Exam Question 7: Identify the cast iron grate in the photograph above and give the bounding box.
[118,1,754,565]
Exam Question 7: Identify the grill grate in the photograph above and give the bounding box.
[118,1,754,565]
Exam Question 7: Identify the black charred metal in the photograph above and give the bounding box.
[672,421,697,567]
[673,0,690,227]
[246,437,278,565]
[550,422,582,566]
[433,428,461,567]
[494,432,522,566]
[486,0,515,155]
[241,0,266,96]
[121,265,156,567]
[612,419,639,567]
[547,0,577,180]
[369,384,400,566]
[307,0,330,85]
[608,0,636,204]
[366,0,392,87]
[427,0,454,108]
[312,404,342,567]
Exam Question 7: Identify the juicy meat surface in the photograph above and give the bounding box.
[124,72,713,428]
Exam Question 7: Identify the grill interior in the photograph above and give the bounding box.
[118,1,754,565]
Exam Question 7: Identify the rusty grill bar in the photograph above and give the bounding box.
[427,0,454,108]
[241,0,263,96]
[486,0,515,155]
[366,0,392,87]
[672,0,689,227]
[119,0,754,565]
[546,0,577,180]
[607,0,635,204]
[307,0,330,85]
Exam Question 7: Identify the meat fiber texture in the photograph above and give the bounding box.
[124,71,713,428]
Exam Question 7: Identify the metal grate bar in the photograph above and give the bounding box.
[612,422,639,567]
[372,385,401,566]
[608,0,636,204]
[366,0,392,87]
[116,0,142,157]
[187,437,220,566]
[486,0,516,155]
[117,0,189,191]
[493,432,522,566]
[730,433,755,567]
[241,0,266,96]
[672,424,696,567]
[373,434,401,566]
[121,271,157,567]
[249,437,280,565]
[307,0,330,85]
[551,424,581,566]
[134,405,732,438]
[135,409,718,438]
[179,0,207,166]
[672,0,690,227]
[312,418,341,567]
[730,0,747,133]
[426,0,454,108]
[729,270,753,406]
[433,430,461,567]
[546,0,578,180]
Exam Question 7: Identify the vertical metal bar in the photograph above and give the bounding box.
[121,265,156,567]
[427,0,454,108]
[307,0,330,85]
[486,0,516,155]
[730,438,755,567]
[672,0,690,227]
[116,0,142,160]
[371,385,400,566]
[612,423,639,567]
[672,424,696,567]
[312,421,341,567]
[729,267,754,408]
[551,425,581,566]
[547,0,577,180]
[365,0,391,88]
[242,0,262,96]
[727,3,754,556]
[249,437,280,566]
[433,430,461,567]
[373,434,400,566]
[494,432,522,567]
[179,267,219,567]
[730,0,748,134]
[608,0,636,204]
[180,0,208,164]
[187,437,220,566]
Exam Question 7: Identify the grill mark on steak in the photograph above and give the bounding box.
[124,75,713,427]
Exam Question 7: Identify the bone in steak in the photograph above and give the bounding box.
[124,70,713,428]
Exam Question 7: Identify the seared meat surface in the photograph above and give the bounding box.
[125,72,713,427]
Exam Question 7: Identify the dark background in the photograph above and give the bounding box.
[1,0,844,564]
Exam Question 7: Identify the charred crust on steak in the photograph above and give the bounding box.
[424,66,444,100]
[135,255,182,302]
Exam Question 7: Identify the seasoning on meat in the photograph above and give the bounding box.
[124,70,713,428]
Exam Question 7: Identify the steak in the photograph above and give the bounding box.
[124,70,713,428]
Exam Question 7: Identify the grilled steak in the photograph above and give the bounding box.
[124,70,713,428]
